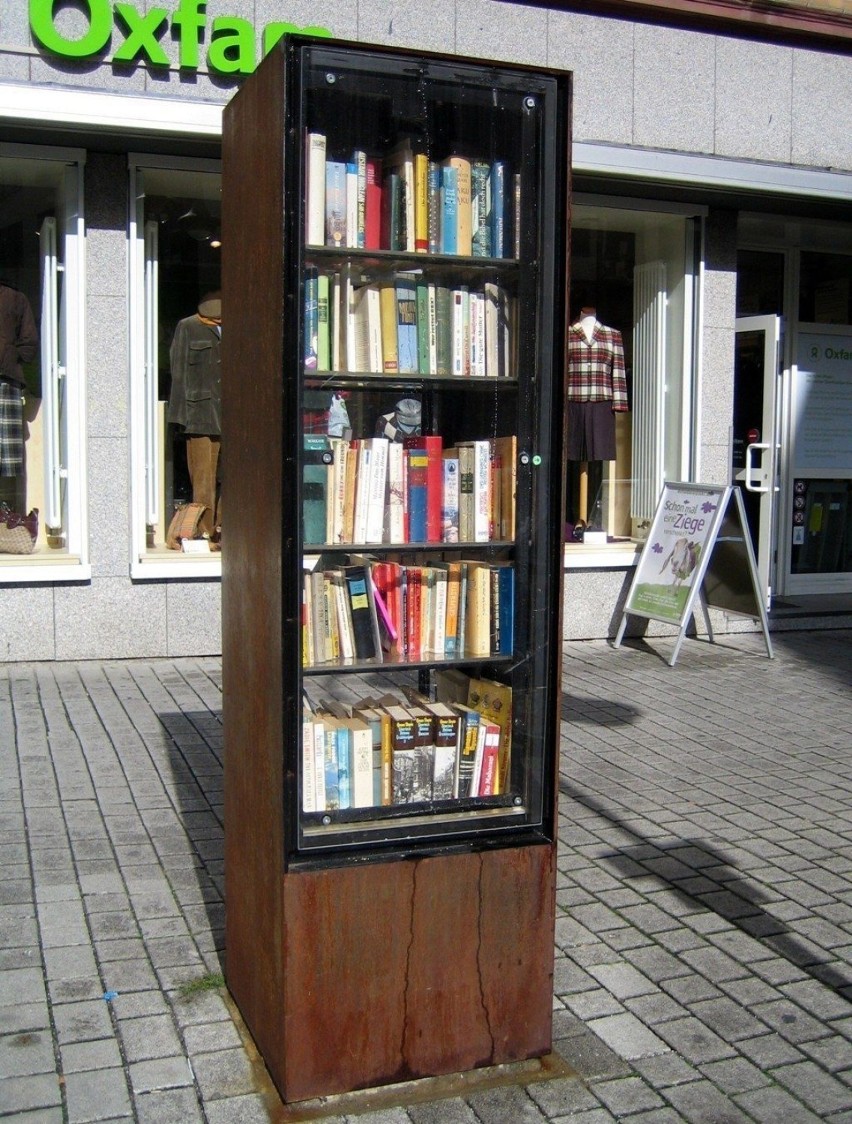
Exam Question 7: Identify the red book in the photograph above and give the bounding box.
[405,566,422,662]
[404,435,442,542]
[365,157,383,250]
[478,722,501,795]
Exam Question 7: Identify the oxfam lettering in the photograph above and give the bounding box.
[30,0,331,76]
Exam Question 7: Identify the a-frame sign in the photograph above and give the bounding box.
[614,482,773,667]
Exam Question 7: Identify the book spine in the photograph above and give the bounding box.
[440,165,457,255]
[364,157,383,250]
[302,713,316,812]
[406,448,428,543]
[316,272,330,372]
[442,454,460,544]
[365,437,389,545]
[350,722,374,808]
[305,131,326,246]
[427,161,441,254]
[325,160,346,247]
[353,149,367,248]
[304,268,318,371]
[387,441,406,543]
[396,274,419,374]
[435,285,452,376]
[414,151,429,253]
[345,162,359,248]
[471,160,492,257]
[416,280,431,374]
[491,160,506,258]
[451,287,468,377]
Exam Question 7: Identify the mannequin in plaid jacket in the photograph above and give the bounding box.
[565,303,628,464]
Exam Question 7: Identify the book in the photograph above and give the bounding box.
[471,160,492,257]
[468,289,485,378]
[385,704,429,804]
[330,272,343,371]
[342,563,381,660]
[452,703,481,797]
[351,283,382,373]
[386,441,406,543]
[439,163,458,255]
[364,436,389,545]
[427,160,441,253]
[381,171,403,251]
[305,131,326,245]
[379,282,399,374]
[322,718,341,809]
[302,434,330,546]
[477,722,501,795]
[490,434,517,539]
[468,676,513,795]
[302,712,318,812]
[443,560,463,657]
[327,567,355,661]
[450,286,468,376]
[395,273,418,374]
[414,151,429,252]
[457,439,491,541]
[304,268,318,370]
[442,155,472,255]
[428,702,461,800]
[489,562,515,657]
[406,445,428,543]
[434,285,452,376]
[441,451,460,543]
[404,565,422,661]
[490,160,507,258]
[364,156,383,250]
[483,280,510,378]
[328,437,349,544]
[463,560,492,658]
[457,443,474,542]
[385,138,415,252]
[352,149,367,248]
[348,716,374,808]
[316,272,330,372]
[353,706,385,806]
[416,279,431,374]
[345,161,359,248]
[325,160,347,247]
[404,434,442,542]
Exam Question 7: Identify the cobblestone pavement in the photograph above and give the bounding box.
[1,628,851,1123]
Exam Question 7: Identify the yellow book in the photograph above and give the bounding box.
[379,282,399,373]
[414,151,429,253]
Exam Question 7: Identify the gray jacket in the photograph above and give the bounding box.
[168,314,222,436]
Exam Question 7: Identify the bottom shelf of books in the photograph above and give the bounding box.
[298,663,541,855]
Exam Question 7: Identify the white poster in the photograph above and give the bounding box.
[794,332,852,474]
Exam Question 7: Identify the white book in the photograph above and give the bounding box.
[313,716,327,811]
[451,286,468,377]
[302,713,317,811]
[305,132,326,245]
[459,439,491,542]
[329,437,349,544]
[387,441,406,543]
[349,718,374,808]
[432,567,448,659]
[365,437,389,545]
[469,290,486,378]
[442,454,460,543]
[427,282,438,375]
[351,283,382,373]
[329,569,355,661]
[352,149,367,249]
[345,162,359,248]
[352,440,371,544]
[343,266,358,372]
[469,720,488,797]
[484,280,510,378]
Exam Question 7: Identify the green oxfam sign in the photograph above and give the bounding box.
[29,0,332,76]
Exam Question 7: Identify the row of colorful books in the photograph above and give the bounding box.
[305,132,520,258]
[302,676,512,811]
[302,555,514,667]
[303,434,516,547]
[305,268,514,378]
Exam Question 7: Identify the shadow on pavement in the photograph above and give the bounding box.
[560,781,852,1002]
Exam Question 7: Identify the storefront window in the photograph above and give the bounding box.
[0,145,86,577]
[129,158,221,573]
[567,203,696,551]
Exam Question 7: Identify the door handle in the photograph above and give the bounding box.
[745,442,770,493]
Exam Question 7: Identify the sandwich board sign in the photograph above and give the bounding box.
[614,482,773,667]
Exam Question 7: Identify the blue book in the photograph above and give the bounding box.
[323,723,340,810]
[496,563,515,656]
[440,165,458,255]
[325,160,347,247]
[395,273,419,374]
[407,446,428,542]
[490,161,507,258]
[427,160,441,253]
[335,723,351,810]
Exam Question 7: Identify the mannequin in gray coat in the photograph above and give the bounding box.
[168,292,222,539]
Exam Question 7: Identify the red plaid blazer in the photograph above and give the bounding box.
[565,321,628,411]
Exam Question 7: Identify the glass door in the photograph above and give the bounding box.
[733,314,781,606]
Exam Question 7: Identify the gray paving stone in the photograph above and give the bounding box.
[586,1013,670,1060]
[592,1075,664,1115]
[663,1079,754,1124]
[464,1084,549,1122]
[132,1086,205,1123]
[0,1030,56,1078]
[771,1060,852,1117]
[652,1017,737,1065]
[734,1083,826,1123]
[63,1067,133,1122]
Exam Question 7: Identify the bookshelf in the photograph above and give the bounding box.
[222,36,571,1102]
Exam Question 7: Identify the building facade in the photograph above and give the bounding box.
[0,0,850,660]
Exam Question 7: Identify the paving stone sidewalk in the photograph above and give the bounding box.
[1,628,851,1123]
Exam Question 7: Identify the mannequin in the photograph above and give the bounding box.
[565,299,628,528]
[168,291,222,540]
[0,283,38,513]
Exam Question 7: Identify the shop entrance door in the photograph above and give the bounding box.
[732,315,782,607]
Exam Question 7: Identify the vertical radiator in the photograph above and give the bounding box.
[631,261,667,526]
